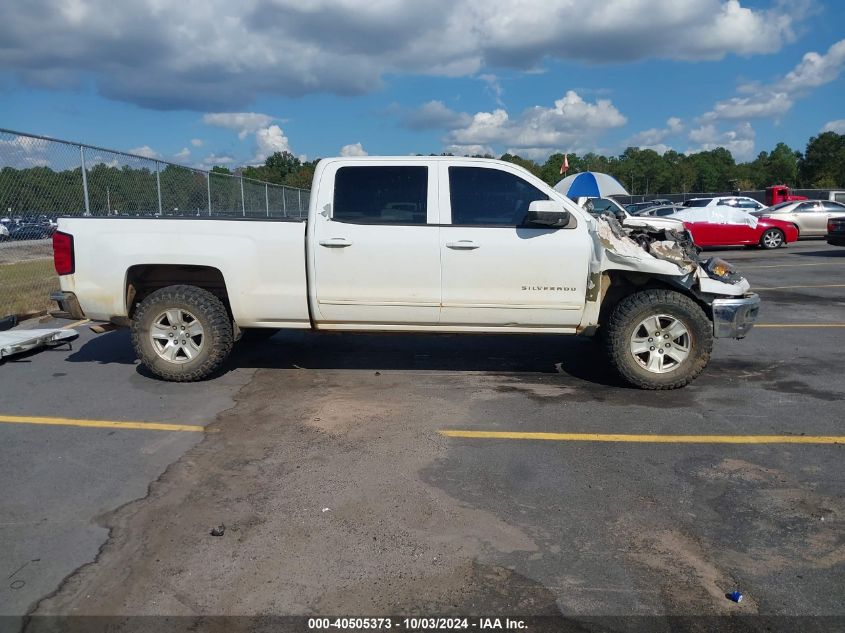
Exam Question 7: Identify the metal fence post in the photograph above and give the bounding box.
[240,177,246,217]
[80,146,91,216]
[298,189,302,215]
[282,186,287,217]
[155,161,162,214]
[207,172,212,216]
[265,183,269,217]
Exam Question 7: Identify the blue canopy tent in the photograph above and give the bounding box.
[554,171,629,198]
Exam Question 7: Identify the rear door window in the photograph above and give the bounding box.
[333,166,428,224]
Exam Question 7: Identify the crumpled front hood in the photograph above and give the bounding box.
[589,214,750,296]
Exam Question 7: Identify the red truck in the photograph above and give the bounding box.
[765,184,807,206]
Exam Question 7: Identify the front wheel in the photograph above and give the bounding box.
[131,285,233,381]
[759,228,785,249]
[605,289,713,390]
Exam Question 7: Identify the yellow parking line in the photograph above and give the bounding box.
[0,414,204,433]
[743,262,843,269]
[62,319,90,329]
[755,324,845,328]
[439,430,844,444]
[755,284,845,290]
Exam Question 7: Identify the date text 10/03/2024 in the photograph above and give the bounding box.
[307,617,528,630]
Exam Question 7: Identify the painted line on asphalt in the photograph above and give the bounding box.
[743,262,843,269]
[755,323,845,328]
[62,319,90,329]
[755,284,845,290]
[0,414,204,433]
[438,430,845,444]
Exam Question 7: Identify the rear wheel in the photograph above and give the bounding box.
[759,228,785,249]
[605,289,713,390]
[131,285,233,381]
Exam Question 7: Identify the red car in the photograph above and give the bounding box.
[683,217,798,249]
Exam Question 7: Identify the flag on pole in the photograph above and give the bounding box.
[559,153,569,175]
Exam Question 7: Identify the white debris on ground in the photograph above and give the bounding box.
[0,328,78,360]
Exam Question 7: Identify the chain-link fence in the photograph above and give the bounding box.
[0,128,310,319]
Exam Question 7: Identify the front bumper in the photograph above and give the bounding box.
[50,291,86,320]
[711,293,760,339]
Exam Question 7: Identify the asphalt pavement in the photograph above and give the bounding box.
[0,240,843,631]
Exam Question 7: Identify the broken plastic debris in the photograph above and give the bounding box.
[726,591,743,603]
[322,507,330,513]
[210,524,225,536]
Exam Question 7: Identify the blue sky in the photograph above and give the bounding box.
[1,0,844,169]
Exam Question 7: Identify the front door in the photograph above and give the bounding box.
[311,162,441,326]
[438,163,590,329]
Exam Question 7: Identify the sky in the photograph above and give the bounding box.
[1,0,844,170]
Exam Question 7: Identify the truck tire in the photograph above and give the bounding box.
[131,285,233,382]
[605,289,712,390]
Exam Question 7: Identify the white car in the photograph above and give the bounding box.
[682,196,766,212]
[576,197,687,232]
[0,223,9,240]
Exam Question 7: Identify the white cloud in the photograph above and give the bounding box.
[703,38,845,122]
[627,117,684,150]
[252,124,290,164]
[198,153,235,169]
[822,119,845,134]
[173,147,191,161]
[128,145,160,159]
[478,73,504,106]
[339,142,368,157]
[444,90,626,157]
[202,112,275,139]
[190,138,204,147]
[400,101,472,131]
[444,144,495,157]
[687,122,756,160]
[0,1,804,110]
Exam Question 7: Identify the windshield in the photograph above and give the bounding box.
[768,201,794,211]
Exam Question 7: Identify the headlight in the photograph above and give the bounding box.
[703,257,742,283]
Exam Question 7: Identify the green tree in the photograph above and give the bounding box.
[765,142,799,186]
[800,132,845,187]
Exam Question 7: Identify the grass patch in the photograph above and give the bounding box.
[0,258,58,317]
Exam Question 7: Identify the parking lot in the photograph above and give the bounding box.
[1,240,843,628]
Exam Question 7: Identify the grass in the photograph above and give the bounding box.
[0,258,59,317]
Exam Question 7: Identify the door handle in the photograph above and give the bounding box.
[319,238,353,247]
[446,240,480,250]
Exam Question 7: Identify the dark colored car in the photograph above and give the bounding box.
[9,224,53,240]
[624,201,662,214]
[828,217,845,246]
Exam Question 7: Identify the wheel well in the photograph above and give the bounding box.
[598,270,710,328]
[126,265,230,318]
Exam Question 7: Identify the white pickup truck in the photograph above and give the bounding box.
[51,156,760,389]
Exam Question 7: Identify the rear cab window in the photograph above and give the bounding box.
[333,166,428,224]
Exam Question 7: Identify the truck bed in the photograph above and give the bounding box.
[56,217,310,328]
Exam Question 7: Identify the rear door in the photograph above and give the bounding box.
[311,161,441,326]
[793,201,827,235]
[438,162,590,329]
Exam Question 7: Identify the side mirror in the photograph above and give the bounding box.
[525,200,571,227]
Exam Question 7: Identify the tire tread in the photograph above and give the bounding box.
[131,285,233,382]
[605,289,712,390]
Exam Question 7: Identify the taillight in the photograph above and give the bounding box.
[53,231,75,275]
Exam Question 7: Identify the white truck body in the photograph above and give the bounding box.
[52,156,760,388]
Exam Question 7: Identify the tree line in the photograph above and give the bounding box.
[228,131,845,195]
[2,131,843,215]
